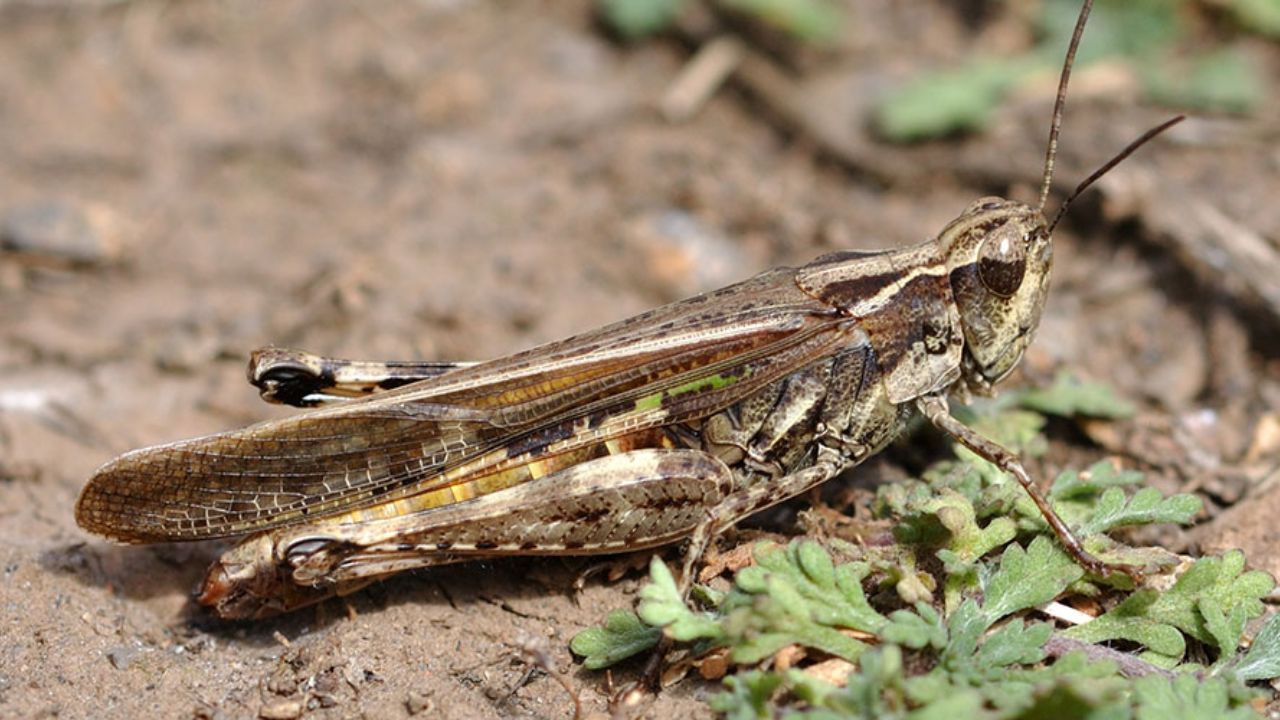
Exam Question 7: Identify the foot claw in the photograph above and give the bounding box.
[1085,559,1144,584]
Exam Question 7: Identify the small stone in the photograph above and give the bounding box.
[405,690,434,715]
[1,199,131,266]
[624,209,750,298]
[266,673,298,696]
[258,698,302,720]
[106,645,142,670]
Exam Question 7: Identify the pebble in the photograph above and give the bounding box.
[106,645,142,670]
[258,698,302,720]
[405,690,434,715]
[625,209,750,297]
[0,199,130,266]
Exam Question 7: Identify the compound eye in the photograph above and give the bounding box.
[966,196,1006,214]
[977,224,1027,297]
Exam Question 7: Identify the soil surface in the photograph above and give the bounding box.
[2,2,1278,719]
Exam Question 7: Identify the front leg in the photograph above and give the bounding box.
[916,393,1142,581]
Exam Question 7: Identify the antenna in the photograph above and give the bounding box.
[1046,115,1185,234]
[1037,0,1093,212]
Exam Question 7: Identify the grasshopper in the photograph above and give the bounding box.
[76,0,1180,621]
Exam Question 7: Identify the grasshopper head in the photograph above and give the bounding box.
[940,197,1052,393]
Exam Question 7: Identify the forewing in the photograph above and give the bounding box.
[76,407,504,543]
[77,268,837,543]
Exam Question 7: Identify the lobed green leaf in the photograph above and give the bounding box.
[1132,674,1257,720]
[595,0,684,39]
[1050,461,1144,500]
[719,0,843,43]
[1076,487,1202,536]
[874,59,1031,142]
[980,537,1084,623]
[1229,611,1280,682]
[1014,371,1136,420]
[569,609,661,669]
[637,556,723,641]
[719,541,886,663]
[1223,0,1280,37]
[1064,551,1275,659]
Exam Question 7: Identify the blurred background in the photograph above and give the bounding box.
[1,1,1278,717]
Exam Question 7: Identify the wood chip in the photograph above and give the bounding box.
[660,35,745,122]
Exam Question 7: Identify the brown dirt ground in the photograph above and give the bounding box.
[2,2,1278,719]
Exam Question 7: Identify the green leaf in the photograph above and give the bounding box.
[636,556,724,641]
[1224,0,1280,38]
[797,539,837,586]
[570,609,661,669]
[907,646,1130,718]
[1012,677,1130,720]
[939,538,1082,667]
[718,0,844,43]
[923,489,1019,566]
[1050,461,1144,500]
[1231,611,1280,682]
[973,620,1052,669]
[1076,487,1202,536]
[1095,615,1186,666]
[874,59,1031,142]
[1014,372,1136,420]
[980,537,1085,623]
[785,645,910,718]
[1060,590,1188,662]
[720,541,886,663]
[882,603,948,651]
[905,691,989,720]
[1064,551,1275,659]
[1039,0,1182,62]
[944,599,989,664]
[596,0,685,39]
[1132,674,1257,720]
[1142,48,1263,115]
[1200,596,1250,659]
[709,670,787,720]
[895,486,1020,613]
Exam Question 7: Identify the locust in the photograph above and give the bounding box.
[76,0,1180,621]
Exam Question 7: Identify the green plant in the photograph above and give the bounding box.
[573,374,1280,717]
[596,0,843,42]
[876,0,1265,142]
